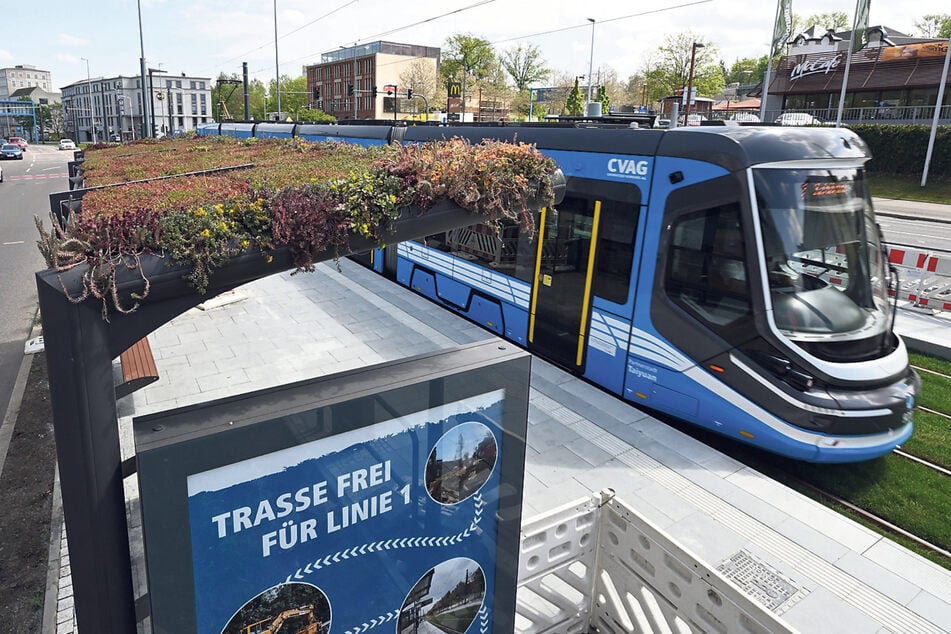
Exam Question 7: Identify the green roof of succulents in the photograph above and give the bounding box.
[36,134,557,318]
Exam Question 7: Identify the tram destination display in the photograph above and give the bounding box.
[134,341,530,634]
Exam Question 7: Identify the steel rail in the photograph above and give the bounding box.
[791,476,951,562]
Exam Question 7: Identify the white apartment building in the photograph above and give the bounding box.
[61,72,214,142]
[0,65,53,100]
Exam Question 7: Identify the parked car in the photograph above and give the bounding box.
[59,138,77,150]
[1,144,24,160]
[775,112,826,126]
[730,112,761,122]
[8,136,27,150]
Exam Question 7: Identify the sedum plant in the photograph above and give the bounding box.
[36,135,557,319]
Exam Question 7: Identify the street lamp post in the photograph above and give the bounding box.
[586,18,596,107]
[81,57,98,144]
[148,67,167,137]
[273,0,281,120]
[684,42,705,124]
[138,0,150,139]
[167,84,174,135]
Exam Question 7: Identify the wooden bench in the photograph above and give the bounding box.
[116,337,159,399]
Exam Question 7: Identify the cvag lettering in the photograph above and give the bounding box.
[607,158,650,180]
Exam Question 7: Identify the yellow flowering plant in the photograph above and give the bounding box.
[36,135,557,317]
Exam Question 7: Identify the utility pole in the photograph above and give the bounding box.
[137,0,150,139]
[148,67,167,136]
[273,0,281,120]
[81,58,98,144]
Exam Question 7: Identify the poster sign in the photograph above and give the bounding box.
[135,342,530,634]
[879,41,949,62]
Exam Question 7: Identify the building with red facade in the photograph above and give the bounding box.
[305,41,440,121]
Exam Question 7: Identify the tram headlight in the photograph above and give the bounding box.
[785,370,815,391]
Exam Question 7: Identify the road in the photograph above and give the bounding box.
[875,197,951,253]
[0,145,71,419]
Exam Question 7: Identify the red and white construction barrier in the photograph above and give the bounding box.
[887,246,951,312]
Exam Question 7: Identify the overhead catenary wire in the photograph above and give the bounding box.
[205,0,359,78]
[271,0,497,75]
[228,0,712,85]
[489,0,714,47]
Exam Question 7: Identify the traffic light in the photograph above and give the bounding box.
[372,86,378,98]
[406,88,413,100]
[313,86,320,100]
[347,84,354,96]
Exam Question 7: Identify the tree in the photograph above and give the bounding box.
[802,12,849,32]
[501,44,549,92]
[725,57,768,85]
[647,32,724,104]
[265,75,309,121]
[296,107,334,123]
[915,14,951,38]
[595,85,610,114]
[399,58,440,111]
[214,73,247,121]
[623,71,654,110]
[565,77,584,115]
[246,79,268,120]
[442,34,496,85]
[441,34,496,117]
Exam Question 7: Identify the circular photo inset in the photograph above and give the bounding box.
[221,582,331,634]
[425,421,498,505]
[398,557,486,634]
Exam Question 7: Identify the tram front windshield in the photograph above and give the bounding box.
[754,168,889,346]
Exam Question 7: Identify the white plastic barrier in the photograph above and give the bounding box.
[516,491,798,633]
[887,246,951,312]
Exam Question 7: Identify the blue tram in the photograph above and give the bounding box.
[198,120,919,463]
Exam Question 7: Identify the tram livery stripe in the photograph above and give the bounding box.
[396,242,530,308]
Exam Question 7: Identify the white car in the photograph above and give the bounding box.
[730,112,761,122]
[774,112,825,126]
[58,138,76,150]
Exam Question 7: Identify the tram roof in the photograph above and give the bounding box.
[658,125,870,170]
[401,124,870,172]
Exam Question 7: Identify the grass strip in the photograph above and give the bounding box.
[909,351,951,378]
[900,411,951,470]
[870,174,951,204]
[779,453,951,557]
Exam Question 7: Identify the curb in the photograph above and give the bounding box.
[0,340,33,479]
[43,465,66,634]
[4,318,65,634]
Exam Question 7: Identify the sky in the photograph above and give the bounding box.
[5,0,950,91]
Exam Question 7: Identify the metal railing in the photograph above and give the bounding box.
[754,105,951,126]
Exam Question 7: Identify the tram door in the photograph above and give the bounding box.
[529,196,599,370]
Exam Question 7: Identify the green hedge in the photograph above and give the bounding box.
[848,124,951,177]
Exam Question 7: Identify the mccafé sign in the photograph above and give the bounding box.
[790,55,842,81]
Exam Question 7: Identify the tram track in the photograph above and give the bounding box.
[790,473,951,563]
[893,448,951,477]
[911,363,951,381]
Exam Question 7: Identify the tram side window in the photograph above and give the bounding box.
[591,200,637,305]
[421,231,451,252]
[666,204,751,328]
[421,219,536,284]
